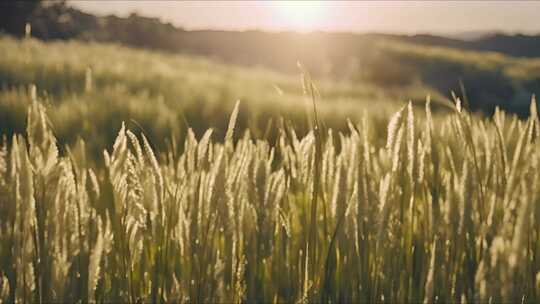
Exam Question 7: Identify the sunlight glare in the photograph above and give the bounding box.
[272,1,327,32]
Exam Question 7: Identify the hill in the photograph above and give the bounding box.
[1,2,540,117]
[394,33,540,58]
[1,35,440,157]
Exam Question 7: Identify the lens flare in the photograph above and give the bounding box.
[272,1,327,31]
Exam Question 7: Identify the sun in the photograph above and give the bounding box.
[272,1,327,31]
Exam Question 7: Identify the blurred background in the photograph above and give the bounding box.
[1,0,540,156]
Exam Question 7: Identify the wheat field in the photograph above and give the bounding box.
[1,71,540,303]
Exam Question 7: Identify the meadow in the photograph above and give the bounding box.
[1,36,443,159]
[1,35,540,303]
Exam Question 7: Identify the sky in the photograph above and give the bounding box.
[71,1,540,35]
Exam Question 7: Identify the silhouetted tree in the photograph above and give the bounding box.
[0,1,41,36]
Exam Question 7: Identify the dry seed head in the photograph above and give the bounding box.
[387,106,405,149]
[406,101,415,179]
[225,100,240,149]
[391,126,404,172]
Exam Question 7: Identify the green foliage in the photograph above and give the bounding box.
[374,39,540,115]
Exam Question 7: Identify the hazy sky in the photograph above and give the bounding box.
[71,1,540,35]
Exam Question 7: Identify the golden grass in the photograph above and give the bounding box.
[1,85,540,303]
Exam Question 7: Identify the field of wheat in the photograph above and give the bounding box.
[1,66,540,304]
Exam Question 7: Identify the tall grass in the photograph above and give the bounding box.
[1,84,540,303]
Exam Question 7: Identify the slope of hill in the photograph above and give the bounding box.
[395,33,540,58]
[2,36,446,157]
[2,2,540,117]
